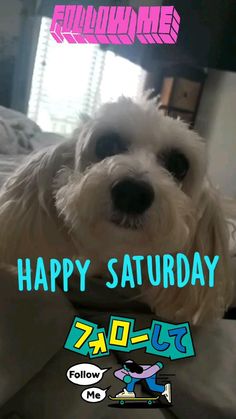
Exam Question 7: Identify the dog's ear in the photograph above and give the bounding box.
[186,184,233,323]
[0,140,76,265]
[146,183,233,325]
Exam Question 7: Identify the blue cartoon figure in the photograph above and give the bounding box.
[114,359,171,402]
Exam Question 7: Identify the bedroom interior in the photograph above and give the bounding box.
[0,0,236,315]
[0,1,235,418]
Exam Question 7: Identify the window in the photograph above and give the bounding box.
[28,17,147,135]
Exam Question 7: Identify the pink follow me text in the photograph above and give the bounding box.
[50,5,180,45]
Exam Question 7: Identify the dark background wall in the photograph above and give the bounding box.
[0,1,24,107]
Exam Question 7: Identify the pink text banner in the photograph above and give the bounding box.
[50,4,181,45]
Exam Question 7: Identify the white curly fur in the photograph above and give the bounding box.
[0,97,233,324]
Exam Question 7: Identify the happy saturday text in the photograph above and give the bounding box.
[17,252,219,292]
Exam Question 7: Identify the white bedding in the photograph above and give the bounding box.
[0,106,65,186]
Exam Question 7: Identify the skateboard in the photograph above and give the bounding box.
[109,395,160,405]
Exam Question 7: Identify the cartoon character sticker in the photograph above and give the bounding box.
[66,361,173,407]
[109,360,172,405]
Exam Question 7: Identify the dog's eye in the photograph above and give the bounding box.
[95,132,127,160]
[158,149,189,181]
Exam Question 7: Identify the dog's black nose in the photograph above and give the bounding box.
[111,178,154,215]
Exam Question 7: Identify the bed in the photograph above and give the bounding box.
[0,105,65,187]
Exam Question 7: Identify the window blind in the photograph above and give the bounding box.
[28,17,146,135]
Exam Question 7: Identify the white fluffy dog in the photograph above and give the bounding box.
[0,97,233,324]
